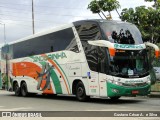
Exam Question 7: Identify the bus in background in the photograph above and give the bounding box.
[151,67,160,92]
[1,19,159,101]
[0,43,4,90]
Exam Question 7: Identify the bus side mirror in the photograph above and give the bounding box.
[155,51,160,59]
[88,40,115,56]
[109,48,115,56]
[145,42,160,59]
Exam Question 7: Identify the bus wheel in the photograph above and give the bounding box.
[14,82,21,96]
[21,82,28,97]
[76,81,88,102]
[110,96,121,100]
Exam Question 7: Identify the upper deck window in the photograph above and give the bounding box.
[100,22,143,45]
[10,27,78,59]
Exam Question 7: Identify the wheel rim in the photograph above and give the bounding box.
[77,87,84,97]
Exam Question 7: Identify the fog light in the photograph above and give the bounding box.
[112,88,119,93]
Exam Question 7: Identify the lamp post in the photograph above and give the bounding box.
[0,23,6,44]
[32,0,35,34]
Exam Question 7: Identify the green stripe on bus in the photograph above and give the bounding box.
[50,69,62,94]
[39,62,45,66]
[54,60,71,93]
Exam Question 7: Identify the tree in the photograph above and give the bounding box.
[87,0,106,19]
[120,4,160,43]
[88,0,120,19]
[145,0,160,9]
[88,0,160,43]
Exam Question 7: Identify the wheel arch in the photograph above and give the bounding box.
[12,79,28,91]
[20,80,26,86]
[72,79,89,95]
[12,80,18,91]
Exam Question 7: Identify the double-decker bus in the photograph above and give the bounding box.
[1,19,159,101]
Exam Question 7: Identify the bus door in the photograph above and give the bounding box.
[86,46,100,96]
[98,47,110,97]
[87,47,109,96]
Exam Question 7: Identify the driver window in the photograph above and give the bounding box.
[75,23,102,72]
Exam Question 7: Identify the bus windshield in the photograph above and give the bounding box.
[100,22,143,45]
[109,49,149,78]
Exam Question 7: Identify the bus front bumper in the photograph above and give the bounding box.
[107,82,150,97]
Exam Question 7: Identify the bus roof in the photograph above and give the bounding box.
[9,23,74,45]
[73,19,131,26]
[7,19,131,46]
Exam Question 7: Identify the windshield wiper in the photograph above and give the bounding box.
[138,71,149,77]
[110,72,128,77]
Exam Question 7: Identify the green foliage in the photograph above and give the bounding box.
[145,0,160,8]
[148,43,160,67]
[100,0,120,12]
[88,0,120,17]
[88,0,101,13]
[88,0,160,44]
[120,6,160,43]
[152,43,160,66]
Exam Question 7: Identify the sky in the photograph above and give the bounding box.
[0,0,153,45]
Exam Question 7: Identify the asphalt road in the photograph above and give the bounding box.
[0,90,159,111]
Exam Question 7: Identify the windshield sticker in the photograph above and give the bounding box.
[128,69,134,75]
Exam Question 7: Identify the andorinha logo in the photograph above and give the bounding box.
[31,52,67,62]
[114,43,144,49]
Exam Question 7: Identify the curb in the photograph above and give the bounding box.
[148,92,160,98]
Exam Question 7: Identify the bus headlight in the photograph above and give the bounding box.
[146,80,151,84]
[108,80,123,86]
[115,81,123,86]
[146,77,151,84]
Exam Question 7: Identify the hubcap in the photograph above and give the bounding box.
[77,87,83,97]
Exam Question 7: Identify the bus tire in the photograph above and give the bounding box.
[14,82,21,96]
[110,96,121,100]
[76,81,88,102]
[21,82,28,97]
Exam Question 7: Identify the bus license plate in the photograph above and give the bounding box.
[132,90,139,94]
